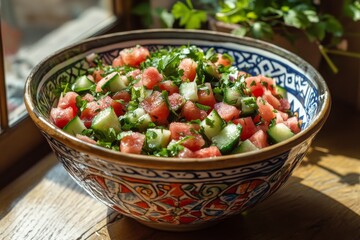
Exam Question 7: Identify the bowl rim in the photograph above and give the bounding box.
[24,29,331,170]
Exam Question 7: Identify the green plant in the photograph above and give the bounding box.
[158,0,360,73]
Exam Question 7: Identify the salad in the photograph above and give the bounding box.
[50,45,301,158]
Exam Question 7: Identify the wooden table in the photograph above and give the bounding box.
[1,101,359,240]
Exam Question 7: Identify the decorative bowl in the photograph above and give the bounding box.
[24,29,331,231]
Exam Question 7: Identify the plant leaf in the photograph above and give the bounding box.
[172,2,190,19]
[159,9,175,28]
[262,7,283,17]
[250,21,274,40]
[246,11,258,20]
[171,1,207,29]
[304,10,319,23]
[284,9,310,29]
[344,0,360,21]
[323,14,343,37]
[306,22,326,42]
[186,10,207,29]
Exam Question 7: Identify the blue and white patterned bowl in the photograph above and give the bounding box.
[24,29,330,231]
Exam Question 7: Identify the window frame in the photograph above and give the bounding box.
[0,0,131,186]
[0,22,8,130]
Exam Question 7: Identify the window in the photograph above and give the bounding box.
[0,0,131,182]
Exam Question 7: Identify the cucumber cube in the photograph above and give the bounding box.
[102,72,129,92]
[232,139,259,154]
[146,128,171,149]
[63,116,87,136]
[71,75,94,92]
[180,82,198,102]
[240,97,257,117]
[267,123,294,143]
[224,87,242,107]
[91,107,121,140]
[201,109,225,139]
[212,123,242,154]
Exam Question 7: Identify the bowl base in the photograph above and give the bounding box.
[135,218,223,232]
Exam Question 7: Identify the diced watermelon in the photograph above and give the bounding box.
[126,69,142,80]
[80,102,99,128]
[98,96,113,107]
[57,91,79,114]
[246,75,277,96]
[169,122,205,151]
[275,111,285,124]
[275,110,289,124]
[245,76,265,97]
[92,69,104,83]
[278,110,289,121]
[194,146,222,158]
[182,135,206,151]
[112,90,131,103]
[50,107,76,128]
[285,116,301,134]
[214,102,240,121]
[80,103,97,128]
[119,46,150,67]
[177,147,195,158]
[256,121,270,133]
[80,96,113,128]
[249,130,269,149]
[141,67,163,89]
[169,122,200,140]
[120,132,145,154]
[82,93,95,102]
[233,117,257,140]
[257,97,276,122]
[168,93,185,111]
[253,114,261,124]
[141,91,170,125]
[279,98,291,111]
[200,110,208,120]
[159,80,179,95]
[263,90,281,110]
[197,82,216,109]
[181,101,207,121]
[111,100,125,117]
[112,90,130,116]
[259,75,276,94]
[179,58,197,82]
[112,55,124,67]
[215,53,232,67]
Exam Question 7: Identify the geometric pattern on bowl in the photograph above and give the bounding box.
[43,129,312,229]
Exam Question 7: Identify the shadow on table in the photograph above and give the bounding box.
[102,176,360,240]
[312,99,360,160]
[299,99,360,187]
[303,146,360,186]
[288,99,360,188]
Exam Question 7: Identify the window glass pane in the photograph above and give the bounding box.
[1,0,114,126]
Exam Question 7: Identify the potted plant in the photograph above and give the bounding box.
[152,0,360,72]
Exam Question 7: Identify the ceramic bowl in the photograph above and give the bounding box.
[24,29,330,231]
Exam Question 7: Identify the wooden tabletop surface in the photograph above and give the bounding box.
[1,101,359,240]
